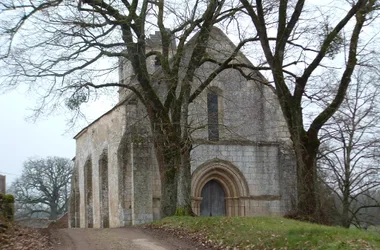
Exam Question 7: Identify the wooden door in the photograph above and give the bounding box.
[200,180,226,216]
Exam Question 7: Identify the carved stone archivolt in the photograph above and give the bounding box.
[191,159,249,216]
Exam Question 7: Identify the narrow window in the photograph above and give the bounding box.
[208,92,219,140]
[154,56,161,66]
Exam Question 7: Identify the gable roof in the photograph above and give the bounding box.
[206,27,267,83]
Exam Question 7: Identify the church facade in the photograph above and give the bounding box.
[68,28,296,228]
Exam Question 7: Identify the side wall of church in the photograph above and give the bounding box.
[128,105,161,223]
[74,98,161,228]
[126,100,157,225]
[75,105,127,228]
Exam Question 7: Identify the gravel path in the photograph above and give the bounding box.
[50,227,208,250]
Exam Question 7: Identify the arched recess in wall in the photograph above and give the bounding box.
[84,157,93,228]
[207,86,223,141]
[117,130,130,226]
[191,159,249,216]
[99,150,109,228]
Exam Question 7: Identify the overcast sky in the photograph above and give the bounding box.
[0,88,114,187]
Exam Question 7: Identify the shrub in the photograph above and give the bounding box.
[0,194,15,220]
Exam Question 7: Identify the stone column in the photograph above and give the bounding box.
[192,197,202,216]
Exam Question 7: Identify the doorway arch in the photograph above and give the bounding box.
[200,180,226,216]
[191,159,249,216]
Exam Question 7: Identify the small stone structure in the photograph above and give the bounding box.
[0,193,14,220]
[69,28,296,228]
[0,175,5,194]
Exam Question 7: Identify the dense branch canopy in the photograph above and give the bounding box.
[11,157,73,220]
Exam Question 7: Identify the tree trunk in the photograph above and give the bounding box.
[296,152,317,217]
[292,131,319,219]
[49,203,58,220]
[176,141,193,215]
[341,143,352,228]
[342,194,350,228]
[159,159,178,218]
[176,79,193,216]
[342,172,351,228]
[151,122,181,218]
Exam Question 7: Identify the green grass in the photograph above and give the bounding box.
[368,226,380,236]
[150,216,380,249]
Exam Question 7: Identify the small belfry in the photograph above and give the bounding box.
[69,28,297,228]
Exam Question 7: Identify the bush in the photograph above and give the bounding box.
[0,194,15,220]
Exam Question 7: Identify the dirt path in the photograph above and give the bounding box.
[50,227,209,250]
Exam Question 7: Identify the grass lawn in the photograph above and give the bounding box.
[150,216,380,249]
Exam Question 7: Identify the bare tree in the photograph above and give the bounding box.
[0,0,252,217]
[239,0,380,219]
[357,189,380,227]
[10,157,73,220]
[318,68,380,228]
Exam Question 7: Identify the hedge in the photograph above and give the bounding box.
[0,194,15,220]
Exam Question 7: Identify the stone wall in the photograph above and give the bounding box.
[127,99,157,225]
[71,28,296,228]
[74,96,159,228]
[278,144,297,213]
[0,175,5,194]
[131,141,154,224]
[68,166,80,228]
[188,28,289,143]
[191,143,289,216]
[75,104,127,228]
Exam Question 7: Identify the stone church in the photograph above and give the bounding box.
[68,28,296,228]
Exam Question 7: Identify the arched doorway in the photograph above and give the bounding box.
[200,180,226,216]
[191,159,249,216]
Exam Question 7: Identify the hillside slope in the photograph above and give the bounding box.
[149,216,380,249]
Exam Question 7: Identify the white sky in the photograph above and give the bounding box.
[0,88,114,187]
[0,0,376,189]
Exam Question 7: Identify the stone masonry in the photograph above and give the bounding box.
[69,28,297,228]
[0,174,5,194]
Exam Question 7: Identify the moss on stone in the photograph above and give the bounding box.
[175,207,193,216]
